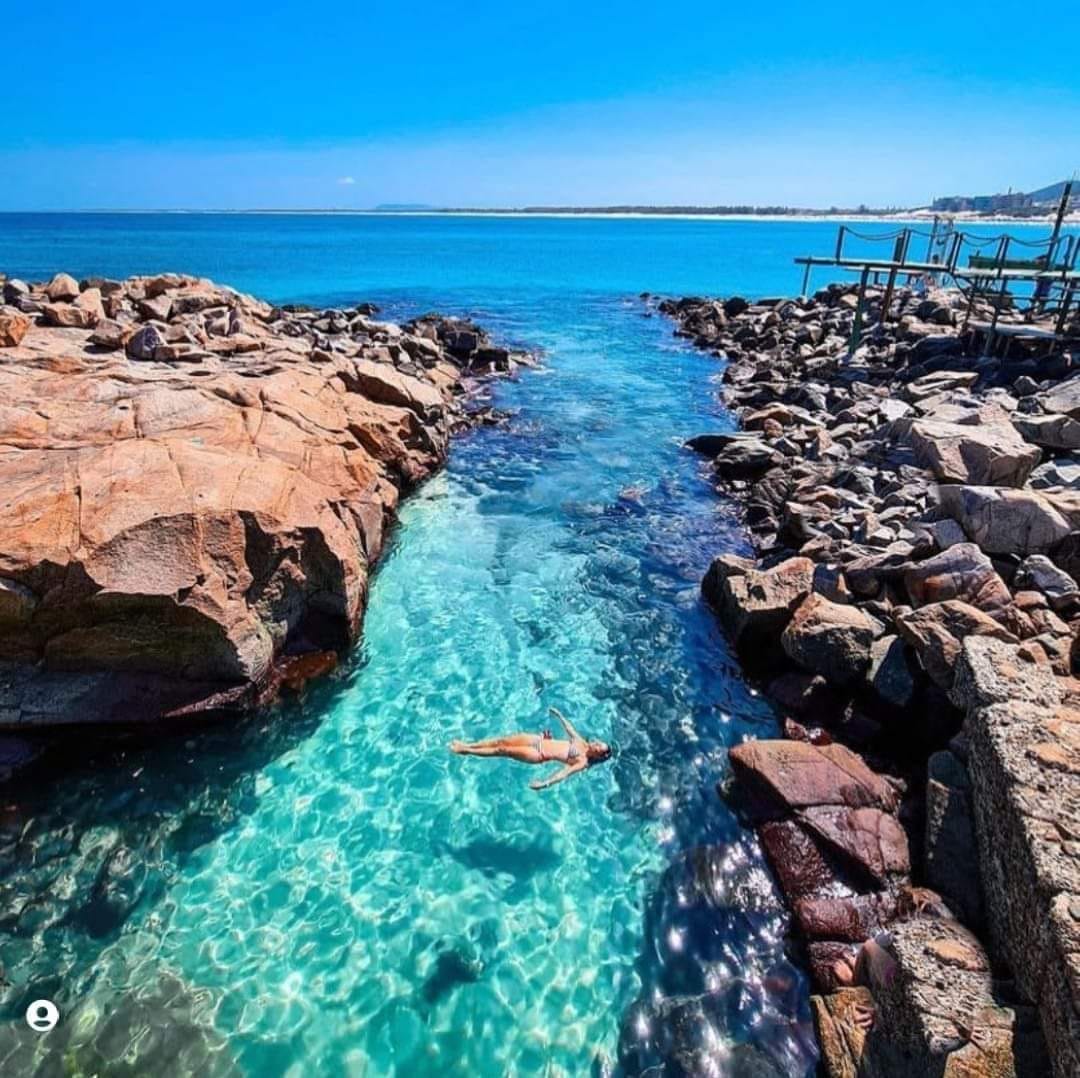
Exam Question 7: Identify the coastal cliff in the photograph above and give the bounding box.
[666,285,1079,1077]
[0,272,524,742]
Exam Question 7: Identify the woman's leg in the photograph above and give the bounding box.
[450,734,542,762]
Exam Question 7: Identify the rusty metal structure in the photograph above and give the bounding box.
[795,182,1080,357]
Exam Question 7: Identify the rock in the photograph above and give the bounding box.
[89,319,133,350]
[125,323,167,361]
[925,750,984,928]
[938,485,1072,556]
[796,805,910,885]
[1029,456,1080,490]
[926,518,967,550]
[1012,413,1080,451]
[344,357,444,420]
[728,739,898,819]
[41,302,98,329]
[44,271,80,301]
[866,634,916,708]
[893,416,1040,487]
[948,635,1061,713]
[723,296,750,317]
[0,305,32,347]
[781,593,877,687]
[896,600,1017,690]
[1036,370,1080,418]
[1014,554,1080,611]
[2,278,30,303]
[712,436,781,479]
[702,556,813,652]
[0,273,483,727]
[902,543,1016,626]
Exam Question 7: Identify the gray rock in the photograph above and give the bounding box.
[938,485,1072,556]
[125,323,167,361]
[893,417,1040,487]
[781,593,878,687]
[1014,554,1080,611]
[867,634,916,708]
[1029,455,1080,490]
[1036,370,1080,418]
[1012,412,1080,450]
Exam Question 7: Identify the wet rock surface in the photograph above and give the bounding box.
[664,283,1080,1076]
[0,272,530,750]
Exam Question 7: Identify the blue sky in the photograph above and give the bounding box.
[3,2,1077,210]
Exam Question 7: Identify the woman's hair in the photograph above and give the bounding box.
[586,740,612,763]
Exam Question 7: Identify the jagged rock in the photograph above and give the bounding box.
[781,593,877,687]
[89,319,134,350]
[1029,456,1080,490]
[938,485,1072,556]
[893,417,1040,487]
[1012,412,1080,451]
[0,306,31,347]
[42,302,98,329]
[902,543,1016,626]
[1014,554,1080,611]
[701,556,813,651]
[896,600,1017,690]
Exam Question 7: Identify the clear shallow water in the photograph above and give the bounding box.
[0,214,1069,1076]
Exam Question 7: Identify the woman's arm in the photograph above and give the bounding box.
[549,707,582,743]
[529,760,585,790]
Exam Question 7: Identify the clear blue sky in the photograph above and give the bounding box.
[3,2,1077,210]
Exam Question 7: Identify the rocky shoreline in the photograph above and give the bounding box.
[663,285,1080,1076]
[0,271,528,776]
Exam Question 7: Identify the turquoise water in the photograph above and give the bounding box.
[0,214,1069,1076]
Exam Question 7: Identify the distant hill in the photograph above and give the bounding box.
[1027,180,1073,204]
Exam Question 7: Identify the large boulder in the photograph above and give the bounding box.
[902,542,1016,626]
[728,739,898,818]
[937,485,1072,556]
[781,593,877,687]
[701,555,813,651]
[893,417,1040,487]
[0,274,473,727]
[896,600,1017,690]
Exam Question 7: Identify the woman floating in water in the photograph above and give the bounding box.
[450,708,612,790]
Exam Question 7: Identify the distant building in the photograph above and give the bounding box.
[932,189,1032,213]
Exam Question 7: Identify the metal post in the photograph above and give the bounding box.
[835,226,846,261]
[801,261,812,298]
[848,265,870,358]
[1036,180,1073,308]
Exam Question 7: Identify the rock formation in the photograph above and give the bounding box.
[666,283,1080,1077]
[0,272,526,737]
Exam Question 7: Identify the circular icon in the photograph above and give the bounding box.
[25,999,59,1033]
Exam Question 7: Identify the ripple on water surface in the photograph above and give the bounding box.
[0,296,816,1076]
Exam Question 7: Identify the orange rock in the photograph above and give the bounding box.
[0,307,32,347]
[0,275,474,724]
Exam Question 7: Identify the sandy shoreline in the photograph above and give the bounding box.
[6,209,1078,227]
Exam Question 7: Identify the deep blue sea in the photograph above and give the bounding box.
[0,213,1071,1077]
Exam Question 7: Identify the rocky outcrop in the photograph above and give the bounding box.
[666,283,1080,1077]
[0,272,528,732]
